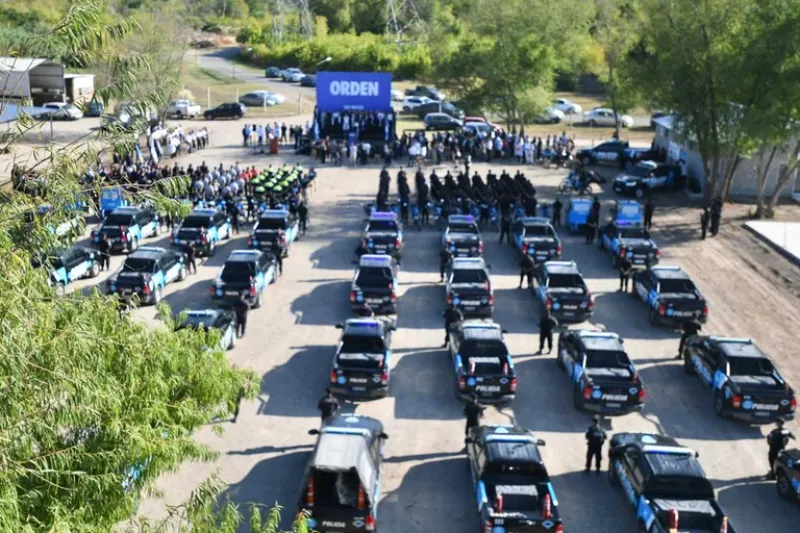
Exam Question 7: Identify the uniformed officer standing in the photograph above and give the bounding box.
[298,201,309,234]
[519,253,535,289]
[439,247,453,282]
[97,233,111,271]
[618,255,633,292]
[675,318,702,360]
[499,211,512,244]
[271,239,283,275]
[538,311,558,354]
[644,198,655,230]
[585,416,607,473]
[700,206,710,240]
[317,388,341,424]
[234,294,249,338]
[766,420,795,479]
[552,198,563,227]
[442,307,464,348]
[230,206,240,234]
[184,241,197,274]
[463,393,485,436]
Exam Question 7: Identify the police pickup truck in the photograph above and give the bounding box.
[330,318,396,398]
[613,161,682,198]
[210,250,277,308]
[33,246,101,296]
[577,139,630,167]
[774,448,800,503]
[445,257,494,318]
[599,222,660,268]
[534,261,594,322]
[608,432,735,533]
[449,321,516,403]
[92,206,159,253]
[512,217,562,263]
[443,214,484,258]
[359,211,403,259]
[634,266,708,327]
[24,204,85,241]
[681,336,796,422]
[465,425,563,533]
[248,209,299,257]
[350,255,399,315]
[172,208,231,256]
[557,330,645,414]
[106,246,186,304]
[175,309,237,351]
[300,414,388,533]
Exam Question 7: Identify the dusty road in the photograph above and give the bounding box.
[60,128,800,531]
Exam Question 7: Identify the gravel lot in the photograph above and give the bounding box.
[34,113,800,532]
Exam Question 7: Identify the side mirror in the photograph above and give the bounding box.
[695,451,700,458]
[390,325,397,331]
[379,432,389,440]
[464,437,474,444]
[308,429,320,436]
[537,439,546,446]
[335,324,344,329]
[501,329,509,334]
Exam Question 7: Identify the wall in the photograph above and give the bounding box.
[0,70,31,98]
[66,76,94,103]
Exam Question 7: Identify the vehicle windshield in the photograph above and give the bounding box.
[181,216,212,229]
[220,262,255,282]
[460,340,508,359]
[179,314,219,331]
[312,470,364,510]
[257,217,286,230]
[484,460,545,477]
[524,225,555,237]
[452,269,489,284]
[646,474,714,500]
[627,165,654,178]
[619,227,650,239]
[659,279,697,294]
[585,350,631,369]
[465,355,506,374]
[547,273,584,288]
[356,267,393,287]
[341,334,386,353]
[368,220,398,232]
[121,257,156,273]
[104,213,135,226]
[450,223,479,234]
[728,356,775,376]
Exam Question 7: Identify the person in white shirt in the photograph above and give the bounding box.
[349,143,358,166]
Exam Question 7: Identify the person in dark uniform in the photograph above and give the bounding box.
[317,388,340,424]
[230,206,240,234]
[618,255,633,292]
[442,307,464,347]
[499,211,512,244]
[552,197,563,227]
[700,206,710,240]
[766,420,795,478]
[298,201,309,234]
[710,200,722,236]
[585,212,598,244]
[356,302,375,317]
[97,233,111,271]
[463,393,485,436]
[644,199,655,230]
[675,318,702,359]
[271,240,283,275]
[519,253,535,289]
[538,311,558,354]
[439,248,453,282]
[184,241,197,274]
[234,294,249,337]
[585,416,607,473]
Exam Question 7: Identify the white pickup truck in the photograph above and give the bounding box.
[166,99,202,119]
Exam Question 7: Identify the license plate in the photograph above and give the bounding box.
[562,312,575,316]
[477,386,501,392]
[755,411,771,417]
[367,298,382,304]
[634,259,644,264]
[121,289,132,294]
[375,246,386,250]
[563,305,577,310]
[351,387,366,392]
[462,301,481,306]
[606,402,621,408]
[463,306,476,311]
[674,311,692,317]
[225,291,239,296]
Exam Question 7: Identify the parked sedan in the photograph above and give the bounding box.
[41,102,83,121]
[424,112,463,131]
[533,106,564,124]
[265,66,282,77]
[300,74,316,87]
[203,103,245,120]
[281,68,303,81]
[239,91,283,107]
[553,97,583,115]
[584,107,634,128]
[401,96,432,112]
[415,101,464,120]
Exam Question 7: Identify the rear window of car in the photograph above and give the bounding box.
[524,225,554,236]
[181,216,212,229]
[628,165,654,178]
[547,273,584,288]
[460,340,508,359]
[220,262,255,282]
[341,334,386,354]
[122,257,156,273]
[658,279,697,294]
[728,356,775,376]
[450,223,478,234]
[104,213,135,226]
[585,350,631,368]
[257,217,285,230]
[619,227,650,239]
[465,355,506,374]
[368,220,398,232]
[356,267,393,287]
[452,269,489,284]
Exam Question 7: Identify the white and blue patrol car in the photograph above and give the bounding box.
[211,250,277,308]
[34,246,101,296]
[106,246,186,304]
[249,209,299,257]
[172,208,231,256]
[93,206,160,253]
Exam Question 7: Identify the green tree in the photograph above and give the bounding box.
[309,0,353,33]
[0,1,256,530]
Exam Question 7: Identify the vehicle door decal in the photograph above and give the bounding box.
[636,496,655,530]
[616,460,637,506]
[692,355,713,386]
[477,481,488,509]
[55,267,68,284]
[713,370,727,390]
[70,260,90,280]
[572,363,583,383]
[166,262,181,282]
[647,289,658,307]
[154,271,165,288]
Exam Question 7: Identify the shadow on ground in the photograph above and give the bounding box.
[258,344,331,417]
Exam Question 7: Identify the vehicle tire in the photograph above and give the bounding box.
[556,344,565,370]
[177,111,184,120]
[648,308,657,325]
[573,386,584,410]
[582,156,591,167]
[177,265,186,282]
[55,282,66,297]
[153,286,162,304]
[228,331,237,350]
[130,238,139,252]
[254,291,263,309]
[608,460,619,485]
[713,393,725,418]
[635,187,645,199]
[777,471,796,502]
[209,241,216,256]
[589,119,597,127]
[683,353,695,375]
[234,114,242,120]
[89,262,101,278]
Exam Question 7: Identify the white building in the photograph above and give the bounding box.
[0,57,66,105]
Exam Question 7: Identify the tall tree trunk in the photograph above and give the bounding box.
[766,140,800,217]
[754,144,777,218]
[720,153,741,202]
[608,60,620,139]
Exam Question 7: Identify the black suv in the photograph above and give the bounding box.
[299,415,388,533]
[465,425,562,533]
[557,330,645,414]
[415,101,464,120]
[329,318,396,398]
[633,265,708,327]
[445,257,494,318]
[682,336,796,422]
[203,102,245,120]
[534,261,594,322]
[210,250,277,308]
[577,140,630,167]
[774,448,800,503]
[608,432,736,533]
[449,320,516,403]
[350,255,398,315]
